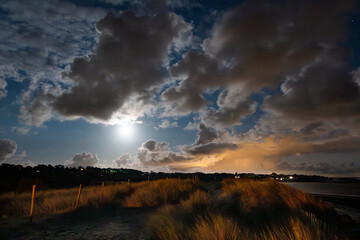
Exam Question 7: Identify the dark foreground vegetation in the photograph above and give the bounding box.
[0,177,357,239]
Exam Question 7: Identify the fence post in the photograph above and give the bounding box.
[128,178,130,191]
[148,176,150,182]
[75,184,82,208]
[29,184,36,221]
[101,182,105,203]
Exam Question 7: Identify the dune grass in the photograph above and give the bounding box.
[123,178,198,207]
[0,178,199,218]
[0,183,132,217]
[148,179,347,240]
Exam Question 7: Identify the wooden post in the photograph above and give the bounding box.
[75,184,82,208]
[101,182,105,203]
[148,176,150,182]
[29,184,36,221]
[128,178,130,190]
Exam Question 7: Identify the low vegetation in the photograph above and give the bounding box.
[124,178,198,207]
[148,179,346,240]
[0,183,131,217]
[0,177,348,239]
[0,178,198,218]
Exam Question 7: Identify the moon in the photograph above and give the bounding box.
[117,122,135,139]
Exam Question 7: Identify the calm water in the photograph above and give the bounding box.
[286,182,360,198]
[286,182,360,221]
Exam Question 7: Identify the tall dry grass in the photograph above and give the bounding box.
[148,179,347,240]
[0,183,131,217]
[124,178,198,207]
[0,178,199,218]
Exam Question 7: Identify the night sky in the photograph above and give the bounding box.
[0,0,359,176]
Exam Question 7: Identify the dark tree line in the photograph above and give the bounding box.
[1,163,351,193]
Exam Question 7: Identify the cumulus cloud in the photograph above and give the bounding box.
[263,59,360,122]
[0,139,17,162]
[137,139,192,167]
[182,123,238,155]
[193,123,218,145]
[114,153,131,167]
[51,2,191,123]
[162,0,355,128]
[4,0,192,127]
[66,152,99,168]
[201,86,257,128]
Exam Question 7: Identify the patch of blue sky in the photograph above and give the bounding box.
[348,8,360,69]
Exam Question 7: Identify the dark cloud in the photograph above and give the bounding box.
[162,0,355,127]
[52,3,191,122]
[299,122,324,135]
[184,142,237,155]
[0,139,17,162]
[137,139,192,167]
[114,153,131,167]
[182,123,238,155]
[142,140,156,151]
[194,123,218,145]
[161,51,222,115]
[66,152,99,168]
[142,139,169,152]
[278,161,360,175]
[201,88,257,128]
[263,60,360,121]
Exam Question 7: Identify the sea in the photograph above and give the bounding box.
[286,182,360,221]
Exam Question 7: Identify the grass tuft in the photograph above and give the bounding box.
[124,178,198,207]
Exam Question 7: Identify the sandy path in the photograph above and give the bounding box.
[0,204,155,240]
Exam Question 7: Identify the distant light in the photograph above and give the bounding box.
[80,168,84,171]
[280,178,283,181]
[289,176,293,180]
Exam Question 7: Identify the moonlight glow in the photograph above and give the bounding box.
[117,122,135,139]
